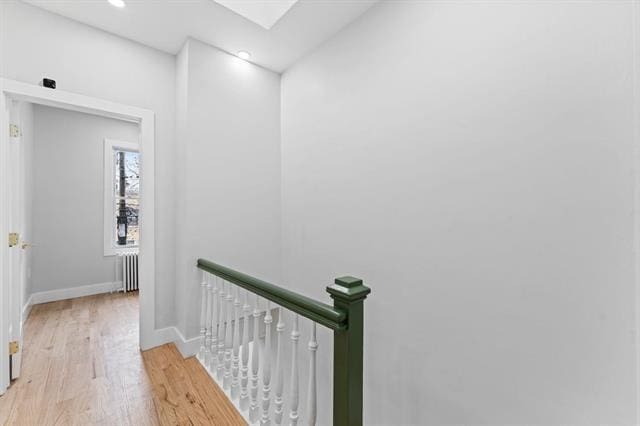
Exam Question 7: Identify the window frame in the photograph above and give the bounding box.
[103,138,140,256]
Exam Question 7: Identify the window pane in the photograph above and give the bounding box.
[114,198,139,246]
[114,150,140,198]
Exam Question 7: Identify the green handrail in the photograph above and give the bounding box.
[196,258,371,426]
[197,258,347,330]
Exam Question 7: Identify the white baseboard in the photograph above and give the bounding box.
[29,281,123,305]
[173,326,200,358]
[147,326,177,350]
[147,326,200,358]
[22,294,33,323]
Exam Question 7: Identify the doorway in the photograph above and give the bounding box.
[0,78,156,394]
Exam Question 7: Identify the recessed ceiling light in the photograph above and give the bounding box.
[237,51,251,61]
[108,0,126,8]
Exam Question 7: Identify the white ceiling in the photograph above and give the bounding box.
[22,0,378,73]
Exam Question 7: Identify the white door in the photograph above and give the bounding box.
[6,100,28,381]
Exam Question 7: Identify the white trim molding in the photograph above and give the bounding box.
[147,326,200,358]
[0,78,157,394]
[103,138,140,256]
[173,326,201,358]
[28,281,122,305]
[22,294,33,324]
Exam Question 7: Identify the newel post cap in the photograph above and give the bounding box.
[327,276,371,302]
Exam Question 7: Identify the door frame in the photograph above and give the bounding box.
[0,78,156,394]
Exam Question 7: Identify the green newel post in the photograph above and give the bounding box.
[327,276,371,426]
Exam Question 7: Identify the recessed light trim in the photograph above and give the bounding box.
[237,51,251,61]
[108,0,126,8]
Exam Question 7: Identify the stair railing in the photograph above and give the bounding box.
[196,258,371,426]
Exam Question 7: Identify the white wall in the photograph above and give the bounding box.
[31,105,138,293]
[281,1,637,424]
[0,1,176,327]
[175,38,281,338]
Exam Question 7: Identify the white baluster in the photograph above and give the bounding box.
[217,280,226,380]
[240,289,251,411]
[198,271,207,361]
[224,283,234,389]
[204,276,213,367]
[289,314,300,425]
[249,295,261,423]
[231,286,241,399]
[261,301,273,425]
[306,322,318,426]
[273,307,285,425]
[209,276,219,371]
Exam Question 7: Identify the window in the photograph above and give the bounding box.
[104,139,139,255]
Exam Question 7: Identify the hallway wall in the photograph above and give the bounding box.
[281,1,637,424]
[0,0,176,328]
[175,38,282,338]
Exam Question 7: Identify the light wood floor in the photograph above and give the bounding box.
[0,292,246,426]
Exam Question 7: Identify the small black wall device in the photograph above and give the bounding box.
[42,78,56,89]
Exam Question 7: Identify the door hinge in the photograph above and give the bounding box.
[8,232,19,247]
[9,341,18,355]
[9,124,20,138]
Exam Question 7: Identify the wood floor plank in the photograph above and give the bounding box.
[183,357,248,425]
[0,292,245,426]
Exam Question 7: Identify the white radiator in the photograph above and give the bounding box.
[120,252,139,292]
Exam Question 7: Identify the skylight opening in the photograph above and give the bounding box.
[212,0,299,30]
[108,0,126,8]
